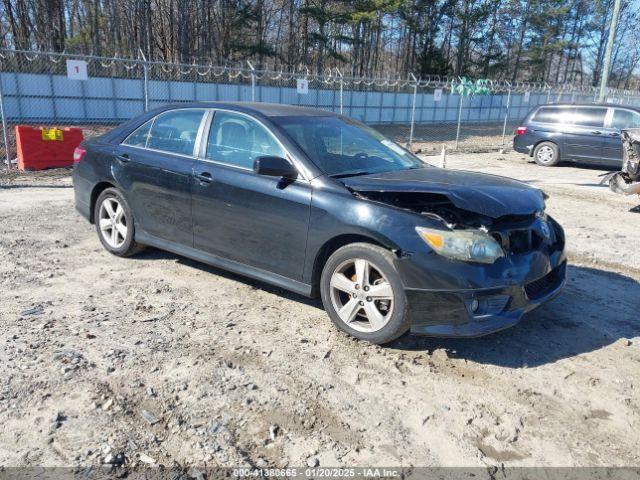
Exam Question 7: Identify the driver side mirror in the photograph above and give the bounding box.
[253,156,298,178]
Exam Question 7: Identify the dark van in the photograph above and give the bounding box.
[513,104,640,167]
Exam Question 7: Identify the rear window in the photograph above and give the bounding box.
[532,107,563,123]
[573,107,606,128]
[123,119,152,147]
[147,109,206,155]
[611,109,640,129]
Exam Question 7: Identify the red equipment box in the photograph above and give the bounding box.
[15,126,84,171]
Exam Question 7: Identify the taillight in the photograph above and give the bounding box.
[73,146,86,164]
[515,126,528,136]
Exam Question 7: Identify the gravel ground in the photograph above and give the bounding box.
[0,151,639,470]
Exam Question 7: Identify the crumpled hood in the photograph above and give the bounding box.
[340,167,545,218]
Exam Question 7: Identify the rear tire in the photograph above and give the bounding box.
[94,188,144,257]
[320,243,409,344]
[533,141,560,166]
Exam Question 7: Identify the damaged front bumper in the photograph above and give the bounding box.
[404,262,566,337]
[394,218,567,337]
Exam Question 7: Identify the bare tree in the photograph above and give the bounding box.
[0,0,636,87]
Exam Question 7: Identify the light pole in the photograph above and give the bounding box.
[598,0,622,102]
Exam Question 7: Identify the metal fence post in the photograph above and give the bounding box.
[139,49,149,112]
[501,84,512,145]
[391,82,397,123]
[247,60,256,102]
[0,75,10,171]
[79,72,88,121]
[48,72,58,122]
[408,73,418,148]
[336,68,343,114]
[455,92,464,150]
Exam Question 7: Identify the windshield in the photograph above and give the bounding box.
[274,115,425,177]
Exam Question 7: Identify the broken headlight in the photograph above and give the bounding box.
[416,226,504,264]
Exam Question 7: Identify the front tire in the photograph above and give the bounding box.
[533,141,560,166]
[94,188,143,257]
[320,243,409,344]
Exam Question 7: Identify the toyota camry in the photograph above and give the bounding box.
[73,102,566,344]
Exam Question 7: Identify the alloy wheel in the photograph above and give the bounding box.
[329,258,394,333]
[537,145,555,163]
[98,197,128,249]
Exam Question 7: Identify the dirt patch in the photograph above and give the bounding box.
[0,151,639,469]
[375,121,518,154]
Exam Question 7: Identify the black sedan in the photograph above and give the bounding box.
[73,102,566,344]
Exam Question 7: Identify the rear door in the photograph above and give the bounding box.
[602,108,640,165]
[115,108,207,246]
[191,109,312,280]
[563,106,607,163]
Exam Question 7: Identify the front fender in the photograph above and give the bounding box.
[303,185,442,284]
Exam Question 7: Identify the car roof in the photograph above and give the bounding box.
[158,101,338,118]
[98,101,340,145]
[535,103,640,111]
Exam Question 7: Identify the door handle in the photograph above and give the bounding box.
[609,131,620,137]
[195,171,213,183]
[115,153,130,163]
[591,130,602,135]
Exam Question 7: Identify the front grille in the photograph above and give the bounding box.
[524,263,566,300]
[509,229,532,254]
[492,229,543,255]
[491,218,558,255]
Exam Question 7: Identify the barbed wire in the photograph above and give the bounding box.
[1,48,639,98]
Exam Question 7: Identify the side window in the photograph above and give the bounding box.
[147,109,205,155]
[532,107,561,123]
[123,119,153,147]
[206,111,286,169]
[573,107,606,128]
[611,109,640,129]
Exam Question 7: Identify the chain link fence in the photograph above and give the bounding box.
[2,48,640,170]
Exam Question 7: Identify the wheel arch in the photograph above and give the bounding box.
[310,233,393,297]
[89,181,117,223]
[532,138,561,159]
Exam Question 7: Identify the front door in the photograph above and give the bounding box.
[563,106,607,163]
[114,108,207,246]
[191,110,312,280]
